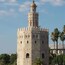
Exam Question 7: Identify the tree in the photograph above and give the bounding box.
[63,25,65,33]
[49,53,56,65]
[63,25,65,42]
[10,54,17,64]
[51,32,56,50]
[33,58,43,65]
[51,28,60,55]
[0,54,10,64]
[59,25,65,54]
[10,60,17,65]
[60,32,65,50]
[50,25,65,65]
[0,60,5,65]
[59,25,65,65]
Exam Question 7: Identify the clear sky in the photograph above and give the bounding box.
[0,0,65,54]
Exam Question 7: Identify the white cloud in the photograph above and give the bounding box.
[19,1,40,12]
[19,0,65,13]
[6,0,17,3]
[4,2,19,6]
[0,0,17,3]
[0,0,5,2]
[0,10,6,15]
[0,0,65,16]
[41,0,65,6]
[19,1,31,12]
[51,0,65,6]
[0,0,18,6]
[9,8,15,12]
[0,9,17,16]
[40,9,49,14]
[41,0,50,3]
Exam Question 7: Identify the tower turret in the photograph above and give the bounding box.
[30,0,37,12]
[28,0,39,27]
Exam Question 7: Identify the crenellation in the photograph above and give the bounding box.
[40,28,48,32]
[18,27,32,32]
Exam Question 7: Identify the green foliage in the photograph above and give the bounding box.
[50,25,65,65]
[60,25,65,41]
[63,25,65,33]
[49,53,56,64]
[60,32,65,41]
[0,54,17,65]
[51,28,60,42]
[0,54,10,64]
[33,58,43,65]
[51,28,60,55]
[0,60,5,65]
[51,25,65,43]
[10,54,17,64]
[49,54,65,65]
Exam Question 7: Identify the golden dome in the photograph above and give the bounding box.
[31,1,37,7]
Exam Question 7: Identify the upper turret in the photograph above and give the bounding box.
[30,0,37,13]
[28,0,39,27]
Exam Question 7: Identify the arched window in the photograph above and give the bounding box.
[26,53,29,58]
[35,41,37,44]
[42,40,44,44]
[42,53,44,58]
[27,41,29,43]
[20,41,22,44]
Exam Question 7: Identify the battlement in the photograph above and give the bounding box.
[17,27,48,32]
[40,28,49,32]
[17,27,32,32]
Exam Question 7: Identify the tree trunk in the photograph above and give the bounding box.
[62,41,64,54]
[54,41,55,49]
[56,40,58,55]
[62,41,64,65]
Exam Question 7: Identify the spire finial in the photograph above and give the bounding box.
[33,0,35,3]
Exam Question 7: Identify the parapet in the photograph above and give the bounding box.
[17,27,32,32]
[17,27,49,32]
[40,28,49,32]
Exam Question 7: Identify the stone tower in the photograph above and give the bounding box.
[17,1,49,65]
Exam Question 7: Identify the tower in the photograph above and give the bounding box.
[28,0,38,27]
[17,1,49,65]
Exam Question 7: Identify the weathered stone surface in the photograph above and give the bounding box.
[17,1,49,65]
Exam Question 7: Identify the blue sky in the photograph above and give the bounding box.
[0,0,65,54]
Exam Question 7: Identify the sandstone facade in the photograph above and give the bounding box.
[17,1,49,65]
